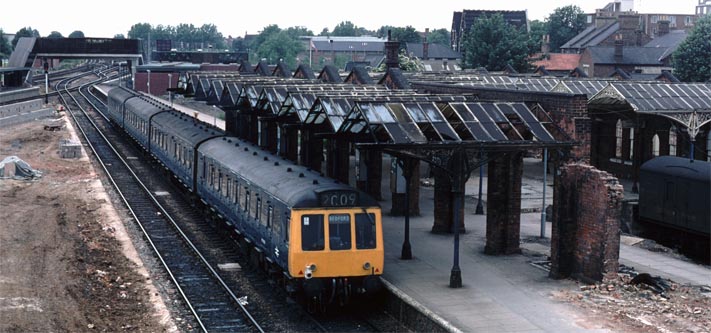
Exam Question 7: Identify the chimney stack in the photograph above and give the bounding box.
[614,34,624,62]
[658,20,670,37]
[541,34,550,54]
[423,28,430,60]
[385,30,400,69]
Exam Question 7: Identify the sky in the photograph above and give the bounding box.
[1,0,699,38]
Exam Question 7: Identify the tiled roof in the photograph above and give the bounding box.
[588,46,668,65]
[531,53,582,71]
[405,43,462,60]
[561,22,619,50]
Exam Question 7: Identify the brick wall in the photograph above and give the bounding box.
[485,152,523,255]
[550,163,623,282]
[134,72,179,95]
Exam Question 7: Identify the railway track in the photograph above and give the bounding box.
[56,69,264,333]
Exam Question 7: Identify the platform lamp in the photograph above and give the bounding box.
[43,60,49,104]
[475,150,484,215]
[146,69,151,95]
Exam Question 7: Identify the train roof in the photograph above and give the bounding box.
[152,110,224,144]
[124,95,173,121]
[199,137,379,209]
[107,86,139,103]
[640,156,711,182]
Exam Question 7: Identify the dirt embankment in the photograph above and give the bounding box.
[0,116,174,332]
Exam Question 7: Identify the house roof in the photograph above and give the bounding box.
[644,30,688,61]
[405,43,462,60]
[531,53,582,71]
[310,37,385,53]
[561,22,619,50]
[587,46,668,65]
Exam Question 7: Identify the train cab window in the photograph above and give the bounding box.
[301,214,324,251]
[355,213,377,249]
[328,214,352,250]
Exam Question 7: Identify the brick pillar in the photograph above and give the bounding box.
[334,140,350,184]
[550,163,622,282]
[390,158,420,216]
[306,131,323,172]
[265,121,278,153]
[249,114,259,145]
[485,152,523,255]
[367,150,383,200]
[284,127,298,163]
[224,109,236,135]
[432,168,452,233]
[356,150,383,200]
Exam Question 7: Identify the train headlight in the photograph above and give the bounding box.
[305,263,317,280]
[363,262,371,270]
[308,264,317,272]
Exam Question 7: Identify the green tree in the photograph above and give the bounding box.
[0,29,12,59]
[174,23,197,49]
[127,23,152,40]
[460,14,531,72]
[673,15,711,82]
[427,28,450,46]
[546,5,586,52]
[114,34,126,39]
[256,30,303,68]
[528,20,548,54]
[332,21,358,36]
[377,26,422,49]
[318,28,330,36]
[47,31,64,38]
[232,37,246,51]
[197,23,225,50]
[12,27,40,48]
[251,24,282,51]
[68,30,85,38]
[375,49,424,72]
[285,26,313,39]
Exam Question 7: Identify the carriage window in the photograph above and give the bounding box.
[267,205,273,229]
[652,134,660,157]
[255,197,262,222]
[225,177,230,198]
[218,170,223,194]
[355,213,377,249]
[245,190,250,213]
[201,159,206,180]
[328,214,352,250]
[301,214,324,251]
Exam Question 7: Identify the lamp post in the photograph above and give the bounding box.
[168,73,173,106]
[146,69,151,95]
[540,148,548,238]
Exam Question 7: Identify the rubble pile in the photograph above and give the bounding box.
[555,268,711,333]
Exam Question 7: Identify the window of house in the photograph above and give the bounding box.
[652,134,660,156]
[615,119,623,158]
[629,128,635,160]
[669,126,677,156]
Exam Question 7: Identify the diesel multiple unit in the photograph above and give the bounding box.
[106,86,384,307]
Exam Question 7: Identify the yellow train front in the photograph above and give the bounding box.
[289,207,383,308]
[195,137,383,310]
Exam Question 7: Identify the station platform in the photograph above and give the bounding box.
[94,87,709,332]
[378,157,711,333]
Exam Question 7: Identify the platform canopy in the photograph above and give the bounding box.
[589,82,711,139]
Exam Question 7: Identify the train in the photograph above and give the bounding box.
[638,156,710,263]
[106,86,384,309]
